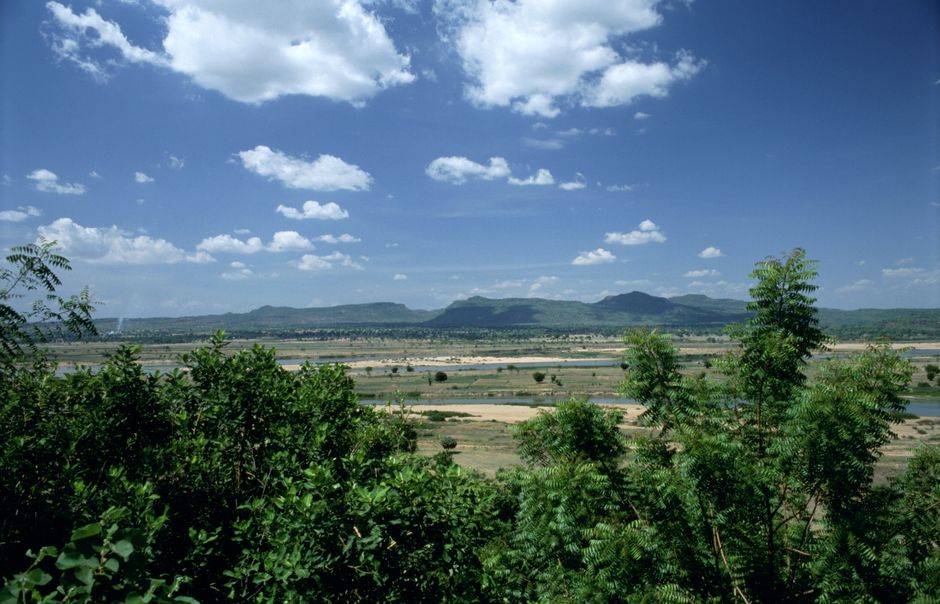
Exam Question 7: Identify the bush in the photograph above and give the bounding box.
[434,371,448,383]
[440,436,458,450]
[532,371,546,384]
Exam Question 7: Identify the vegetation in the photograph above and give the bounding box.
[2,246,938,602]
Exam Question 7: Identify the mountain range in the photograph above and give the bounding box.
[97,292,940,340]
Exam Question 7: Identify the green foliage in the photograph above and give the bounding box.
[514,399,625,471]
[3,245,937,602]
[0,240,96,368]
[1,506,195,604]
[434,370,448,383]
[925,363,939,382]
[532,371,546,383]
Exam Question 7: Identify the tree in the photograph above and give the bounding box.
[532,371,546,384]
[434,370,448,383]
[0,240,96,367]
[617,249,929,602]
[925,363,939,382]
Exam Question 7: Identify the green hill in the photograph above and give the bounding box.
[95,293,940,340]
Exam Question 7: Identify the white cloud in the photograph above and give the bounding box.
[440,0,701,117]
[698,246,723,259]
[633,111,650,120]
[508,168,554,186]
[835,279,874,294]
[295,251,363,271]
[221,261,254,280]
[276,201,350,221]
[605,219,666,245]
[37,217,211,264]
[393,273,408,280]
[559,173,587,190]
[45,0,414,104]
[166,154,185,170]
[529,275,558,293]
[196,234,265,254]
[88,171,101,178]
[584,51,704,108]
[197,231,312,254]
[684,269,720,278]
[317,233,361,244]
[573,248,616,266]
[426,156,510,184]
[267,231,314,252]
[45,1,168,79]
[615,278,651,287]
[233,228,252,235]
[605,183,633,192]
[881,267,926,279]
[134,171,154,183]
[239,145,372,191]
[0,206,42,222]
[295,254,332,271]
[27,169,86,195]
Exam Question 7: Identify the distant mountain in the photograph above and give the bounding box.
[96,293,940,340]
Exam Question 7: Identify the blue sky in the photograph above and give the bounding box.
[1,0,938,318]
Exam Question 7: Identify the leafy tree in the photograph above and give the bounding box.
[925,363,939,382]
[434,370,448,383]
[532,371,546,384]
[0,240,96,368]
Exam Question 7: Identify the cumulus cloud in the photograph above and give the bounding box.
[583,51,703,108]
[508,168,554,186]
[295,251,363,271]
[317,233,361,244]
[267,231,314,252]
[239,146,371,192]
[684,269,720,278]
[698,246,723,259]
[276,201,350,220]
[45,0,414,104]
[0,206,42,222]
[573,248,616,266]
[134,171,154,183]
[196,234,265,254]
[426,156,510,184]
[27,169,86,195]
[605,219,666,245]
[197,231,313,254]
[634,111,650,120]
[440,0,702,117]
[393,273,408,280]
[37,217,211,264]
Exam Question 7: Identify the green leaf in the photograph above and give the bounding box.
[70,522,102,542]
[111,539,135,561]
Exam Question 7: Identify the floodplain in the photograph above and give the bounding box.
[46,335,940,481]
